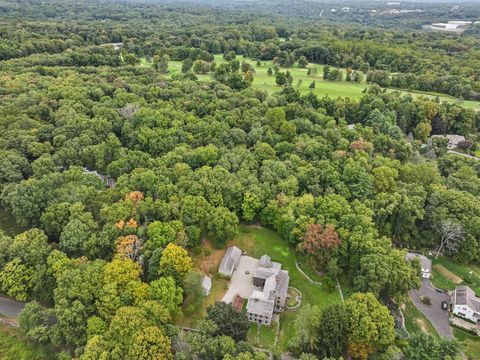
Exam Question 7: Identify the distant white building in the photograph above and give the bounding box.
[451,286,480,323]
[101,42,123,51]
[201,275,211,296]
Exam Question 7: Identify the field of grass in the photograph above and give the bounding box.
[140,55,480,110]
[402,299,438,338]
[453,328,480,359]
[178,271,229,327]
[430,256,480,294]
[247,321,277,350]
[0,325,56,360]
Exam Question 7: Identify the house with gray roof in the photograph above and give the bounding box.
[452,285,480,323]
[247,254,289,325]
[218,246,242,277]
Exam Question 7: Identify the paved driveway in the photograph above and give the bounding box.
[0,296,25,318]
[222,256,258,303]
[407,253,453,338]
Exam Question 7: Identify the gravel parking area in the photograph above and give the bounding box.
[222,256,258,304]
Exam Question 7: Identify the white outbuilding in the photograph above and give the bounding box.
[201,275,212,296]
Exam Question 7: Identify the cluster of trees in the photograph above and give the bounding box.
[0,0,480,358]
[1,0,479,99]
[289,293,461,360]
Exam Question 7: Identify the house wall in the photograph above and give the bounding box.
[274,294,286,311]
[247,311,272,325]
[453,304,479,323]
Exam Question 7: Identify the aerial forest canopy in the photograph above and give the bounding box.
[0,0,479,359]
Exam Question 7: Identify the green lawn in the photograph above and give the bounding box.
[453,328,480,359]
[247,321,277,350]
[140,55,480,110]
[402,299,438,338]
[430,256,480,295]
[178,272,229,328]
[0,325,56,360]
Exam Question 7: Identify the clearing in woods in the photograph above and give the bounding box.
[433,264,463,284]
[139,54,480,111]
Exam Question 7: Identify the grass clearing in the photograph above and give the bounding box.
[453,328,480,359]
[178,272,229,328]
[433,264,463,284]
[0,325,56,360]
[431,256,480,294]
[247,321,277,350]
[402,299,439,338]
[139,55,480,110]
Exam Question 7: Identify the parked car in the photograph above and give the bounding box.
[421,267,431,279]
[441,301,448,310]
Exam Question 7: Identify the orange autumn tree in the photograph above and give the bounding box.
[297,223,340,267]
[116,235,142,262]
[114,191,144,230]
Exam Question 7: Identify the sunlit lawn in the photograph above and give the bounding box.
[140,55,480,110]
[402,298,438,338]
[453,328,480,359]
[430,255,480,294]
[247,321,277,350]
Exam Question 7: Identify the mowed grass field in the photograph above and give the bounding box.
[430,255,480,294]
[141,54,480,111]
[453,327,480,359]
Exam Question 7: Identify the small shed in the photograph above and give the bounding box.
[201,276,212,296]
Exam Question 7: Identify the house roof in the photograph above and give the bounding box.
[218,246,242,276]
[254,257,281,280]
[275,270,289,298]
[263,274,277,300]
[446,134,466,145]
[247,290,275,317]
[201,275,211,291]
[454,285,480,312]
[259,255,272,268]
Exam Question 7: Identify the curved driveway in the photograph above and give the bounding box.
[0,296,24,319]
[407,253,453,338]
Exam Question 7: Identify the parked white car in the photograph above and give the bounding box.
[421,267,431,279]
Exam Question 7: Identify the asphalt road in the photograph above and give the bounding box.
[0,296,25,318]
[407,253,453,338]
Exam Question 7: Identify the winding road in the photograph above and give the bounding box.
[0,296,25,321]
[406,253,453,338]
